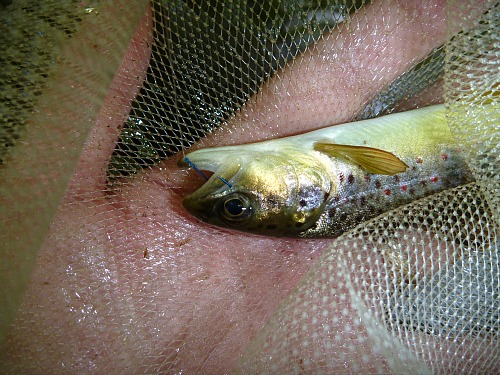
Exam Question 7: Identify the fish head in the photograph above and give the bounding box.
[178,146,332,236]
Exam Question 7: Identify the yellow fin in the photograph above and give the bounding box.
[314,142,408,175]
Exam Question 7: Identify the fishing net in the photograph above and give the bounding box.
[0,0,498,373]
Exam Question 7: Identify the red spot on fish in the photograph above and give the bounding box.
[384,189,391,196]
[416,157,423,164]
[401,185,408,191]
[441,154,448,161]
[430,176,439,183]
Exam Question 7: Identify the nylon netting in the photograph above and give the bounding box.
[0,0,498,373]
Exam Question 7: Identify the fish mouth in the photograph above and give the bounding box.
[178,155,242,197]
[177,145,242,172]
[178,149,244,220]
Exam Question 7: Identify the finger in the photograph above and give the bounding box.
[67,6,153,195]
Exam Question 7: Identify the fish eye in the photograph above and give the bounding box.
[220,194,252,222]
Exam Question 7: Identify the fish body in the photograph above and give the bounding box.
[178,105,474,237]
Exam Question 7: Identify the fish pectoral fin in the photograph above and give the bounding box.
[313,142,408,175]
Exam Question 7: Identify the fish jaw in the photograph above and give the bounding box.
[179,149,245,223]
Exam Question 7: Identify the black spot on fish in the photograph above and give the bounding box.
[416,157,423,164]
[393,175,400,183]
[328,208,337,218]
[364,175,371,182]
[266,196,279,207]
[360,196,366,206]
[375,180,382,189]
[409,188,415,195]
[348,174,355,184]
[339,172,345,183]
[299,199,307,207]
[421,180,427,187]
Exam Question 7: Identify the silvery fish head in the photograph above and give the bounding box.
[178,146,332,236]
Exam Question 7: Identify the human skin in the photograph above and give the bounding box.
[0,1,485,373]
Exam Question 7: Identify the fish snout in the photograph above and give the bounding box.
[182,195,213,223]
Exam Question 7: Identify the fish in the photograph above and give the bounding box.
[178,104,475,237]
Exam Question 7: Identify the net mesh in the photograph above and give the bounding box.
[0,0,498,373]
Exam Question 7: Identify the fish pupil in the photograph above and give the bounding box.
[225,198,244,216]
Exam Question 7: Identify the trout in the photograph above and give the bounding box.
[178,105,474,237]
